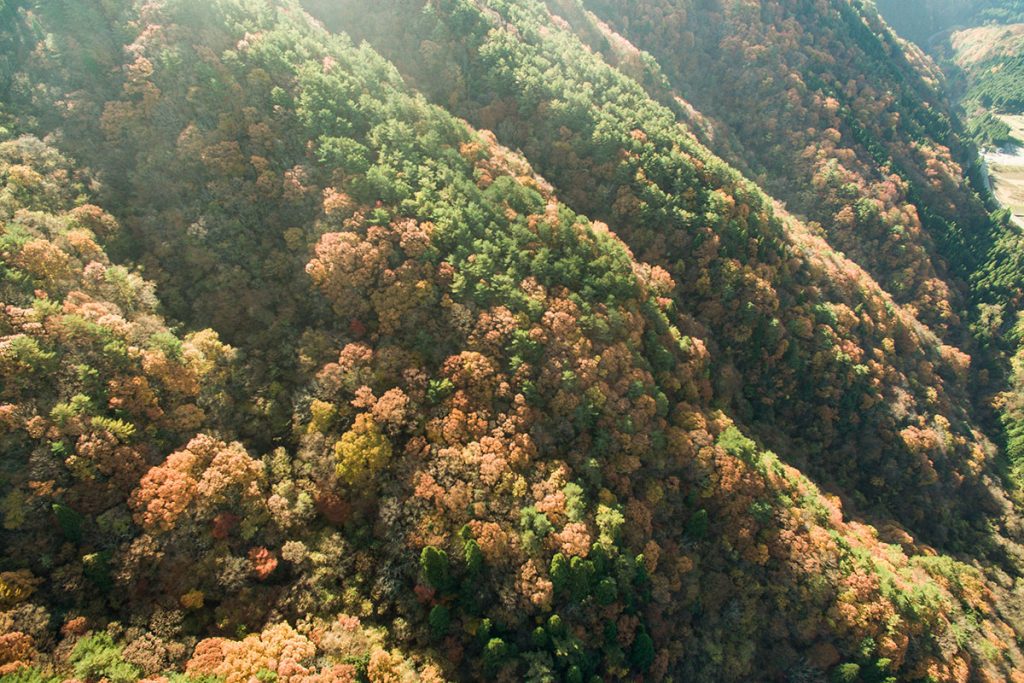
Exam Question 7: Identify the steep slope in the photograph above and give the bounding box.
[568,0,1024,558]
[872,0,1024,493]
[584,0,1008,339]
[951,23,1024,140]
[302,0,1020,552]
[4,0,1024,681]
[952,23,1024,73]
[573,1,1024,487]
[872,2,1024,146]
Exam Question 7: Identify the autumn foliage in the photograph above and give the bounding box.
[2,0,1024,681]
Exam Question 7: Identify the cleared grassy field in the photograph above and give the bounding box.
[985,115,1024,223]
[1000,113,1024,140]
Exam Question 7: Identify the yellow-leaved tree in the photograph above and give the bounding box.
[334,413,392,487]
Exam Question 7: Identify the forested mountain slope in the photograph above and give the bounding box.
[584,0,1014,332]
[570,0,1024,504]
[950,21,1024,116]
[3,0,1024,681]
[875,1,1024,148]
[303,0,1020,551]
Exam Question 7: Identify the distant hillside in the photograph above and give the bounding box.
[876,0,1024,46]
[953,24,1024,121]
[952,23,1024,67]
[874,1,1024,142]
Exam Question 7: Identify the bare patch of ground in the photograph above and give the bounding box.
[981,116,1024,224]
